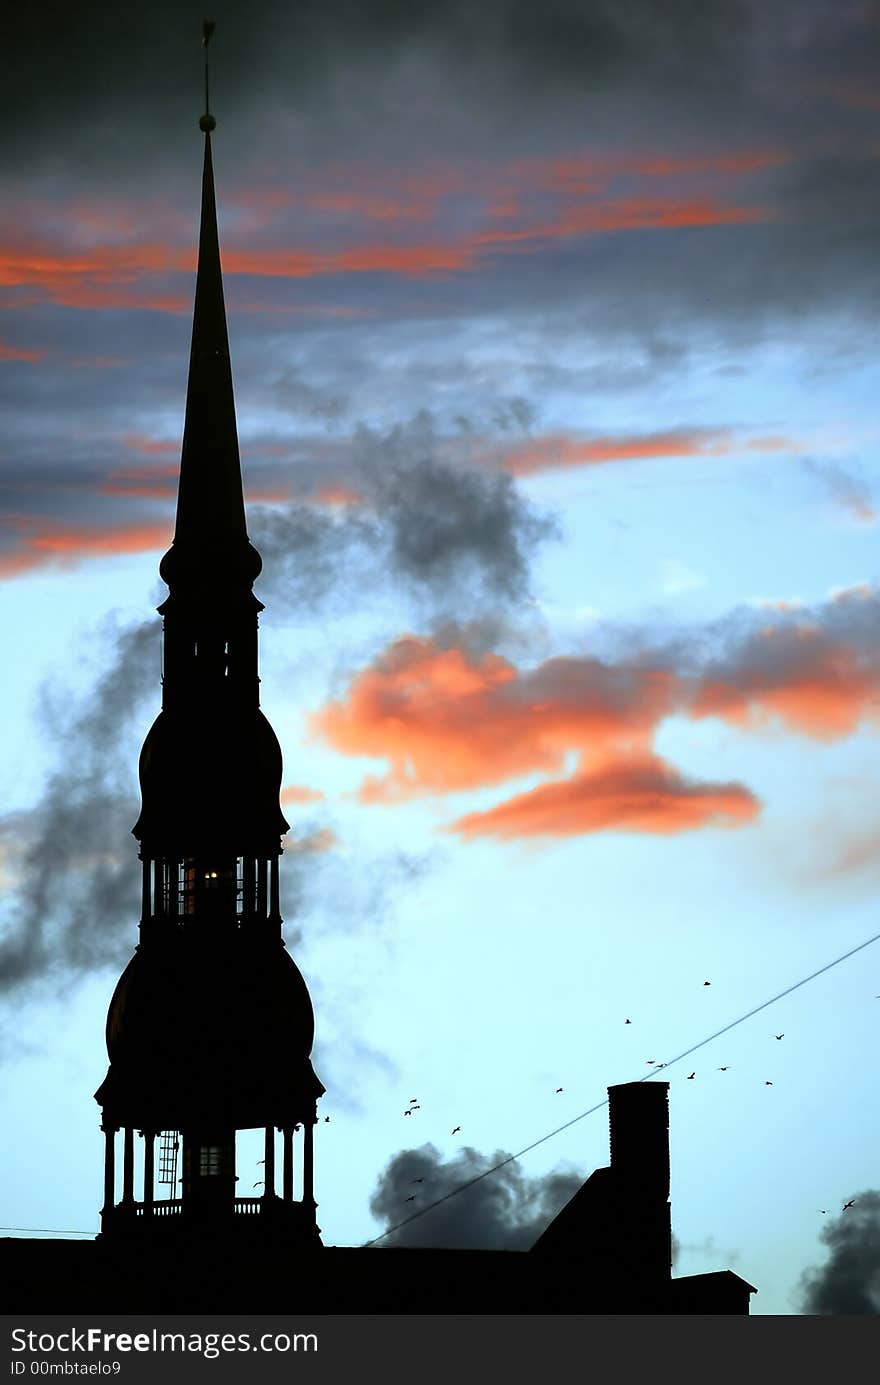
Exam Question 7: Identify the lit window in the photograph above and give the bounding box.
[199,1146,224,1177]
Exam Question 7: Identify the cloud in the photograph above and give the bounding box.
[802,456,876,526]
[280,783,325,805]
[691,598,880,739]
[0,341,43,362]
[447,754,758,841]
[0,520,174,581]
[798,1191,880,1314]
[283,826,339,855]
[0,618,156,994]
[311,636,676,800]
[250,415,557,620]
[310,585,880,841]
[368,1143,583,1249]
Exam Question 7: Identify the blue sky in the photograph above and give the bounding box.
[2,2,880,1313]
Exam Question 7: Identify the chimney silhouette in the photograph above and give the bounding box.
[607,1082,672,1284]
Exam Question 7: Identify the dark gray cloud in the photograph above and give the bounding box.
[798,1192,880,1314]
[1,2,757,171]
[251,413,558,621]
[0,619,157,994]
[3,0,879,372]
[369,1142,583,1249]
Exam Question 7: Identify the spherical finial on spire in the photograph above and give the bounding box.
[199,113,216,132]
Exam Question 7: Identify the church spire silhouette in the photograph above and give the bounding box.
[95,28,324,1247]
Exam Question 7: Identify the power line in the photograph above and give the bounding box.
[364,926,880,1246]
[6,930,877,1248]
[0,1226,95,1237]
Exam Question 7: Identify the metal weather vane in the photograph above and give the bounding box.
[201,19,217,132]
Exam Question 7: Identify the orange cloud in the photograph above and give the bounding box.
[0,342,43,362]
[448,754,759,840]
[280,784,325,805]
[494,429,798,477]
[308,484,364,508]
[282,827,339,854]
[99,466,179,499]
[310,597,880,841]
[120,434,179,457]
[0,139,781,311]
[692,623,880,740]
[0,520,171,581]
[309,636,695,833]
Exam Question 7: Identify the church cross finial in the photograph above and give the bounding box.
[200,19,217,133]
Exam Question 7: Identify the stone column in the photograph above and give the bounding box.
[143,1131,155,1215]
[269,858,280,920]
[257,859,268,917]
[141,860,151,922]
[122,1126,135,1204]
[264,1126,275,1198]
[244,857,255,916]
[282,1128,294,1202]
[303,1119,315,1207]
[102,1125,116,1220]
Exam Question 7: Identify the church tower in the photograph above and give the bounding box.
[94,41,324,1247]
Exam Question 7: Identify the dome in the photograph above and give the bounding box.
[133,706,289,854]
[96,939,323,1128]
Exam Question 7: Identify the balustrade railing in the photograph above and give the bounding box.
[115,1196,307,1223]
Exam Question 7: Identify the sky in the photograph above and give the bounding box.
[2,1,880,1314]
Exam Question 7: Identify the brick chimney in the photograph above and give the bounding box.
[607,1081,672,1282]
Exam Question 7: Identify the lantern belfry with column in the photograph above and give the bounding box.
[94,78,324,1246]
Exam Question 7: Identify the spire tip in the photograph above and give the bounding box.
[201,18,217,132]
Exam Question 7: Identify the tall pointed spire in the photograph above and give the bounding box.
[96,29,324,1251]
[175,132,247,549]
[161,23,260,593]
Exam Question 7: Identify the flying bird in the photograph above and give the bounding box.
[403,1110,413,1116]
[718,1066,730,1071]
[409,1099,418,1105]
[257,1159,265,1165]
[451,1126,461,1135]
[405,1195,416,1203]
[843,1199,856,1211]
[324,1116,331,1123]
[412,1178,424,1184]
[253,1181,264,1188]
[764,1081,774,1086]
[411,1105,421,1110]
[775,1034,784,1040]
[625,1018,632,1024]
[555,1087,563,1093]
[687,1072,695,1080]
[703,980,711,987]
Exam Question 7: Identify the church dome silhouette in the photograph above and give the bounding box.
[98,940,322,1129]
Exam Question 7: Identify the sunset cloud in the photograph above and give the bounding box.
[280,784,325,805]
[493,429,796,477]
[282,826,339,855]
[310,635,678,806]
[693,620,880,740]
[0,520,171,580]
[447,754,759,840]
[310,591,880,841]
[0,140,783,312]
[0,342,43,362]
